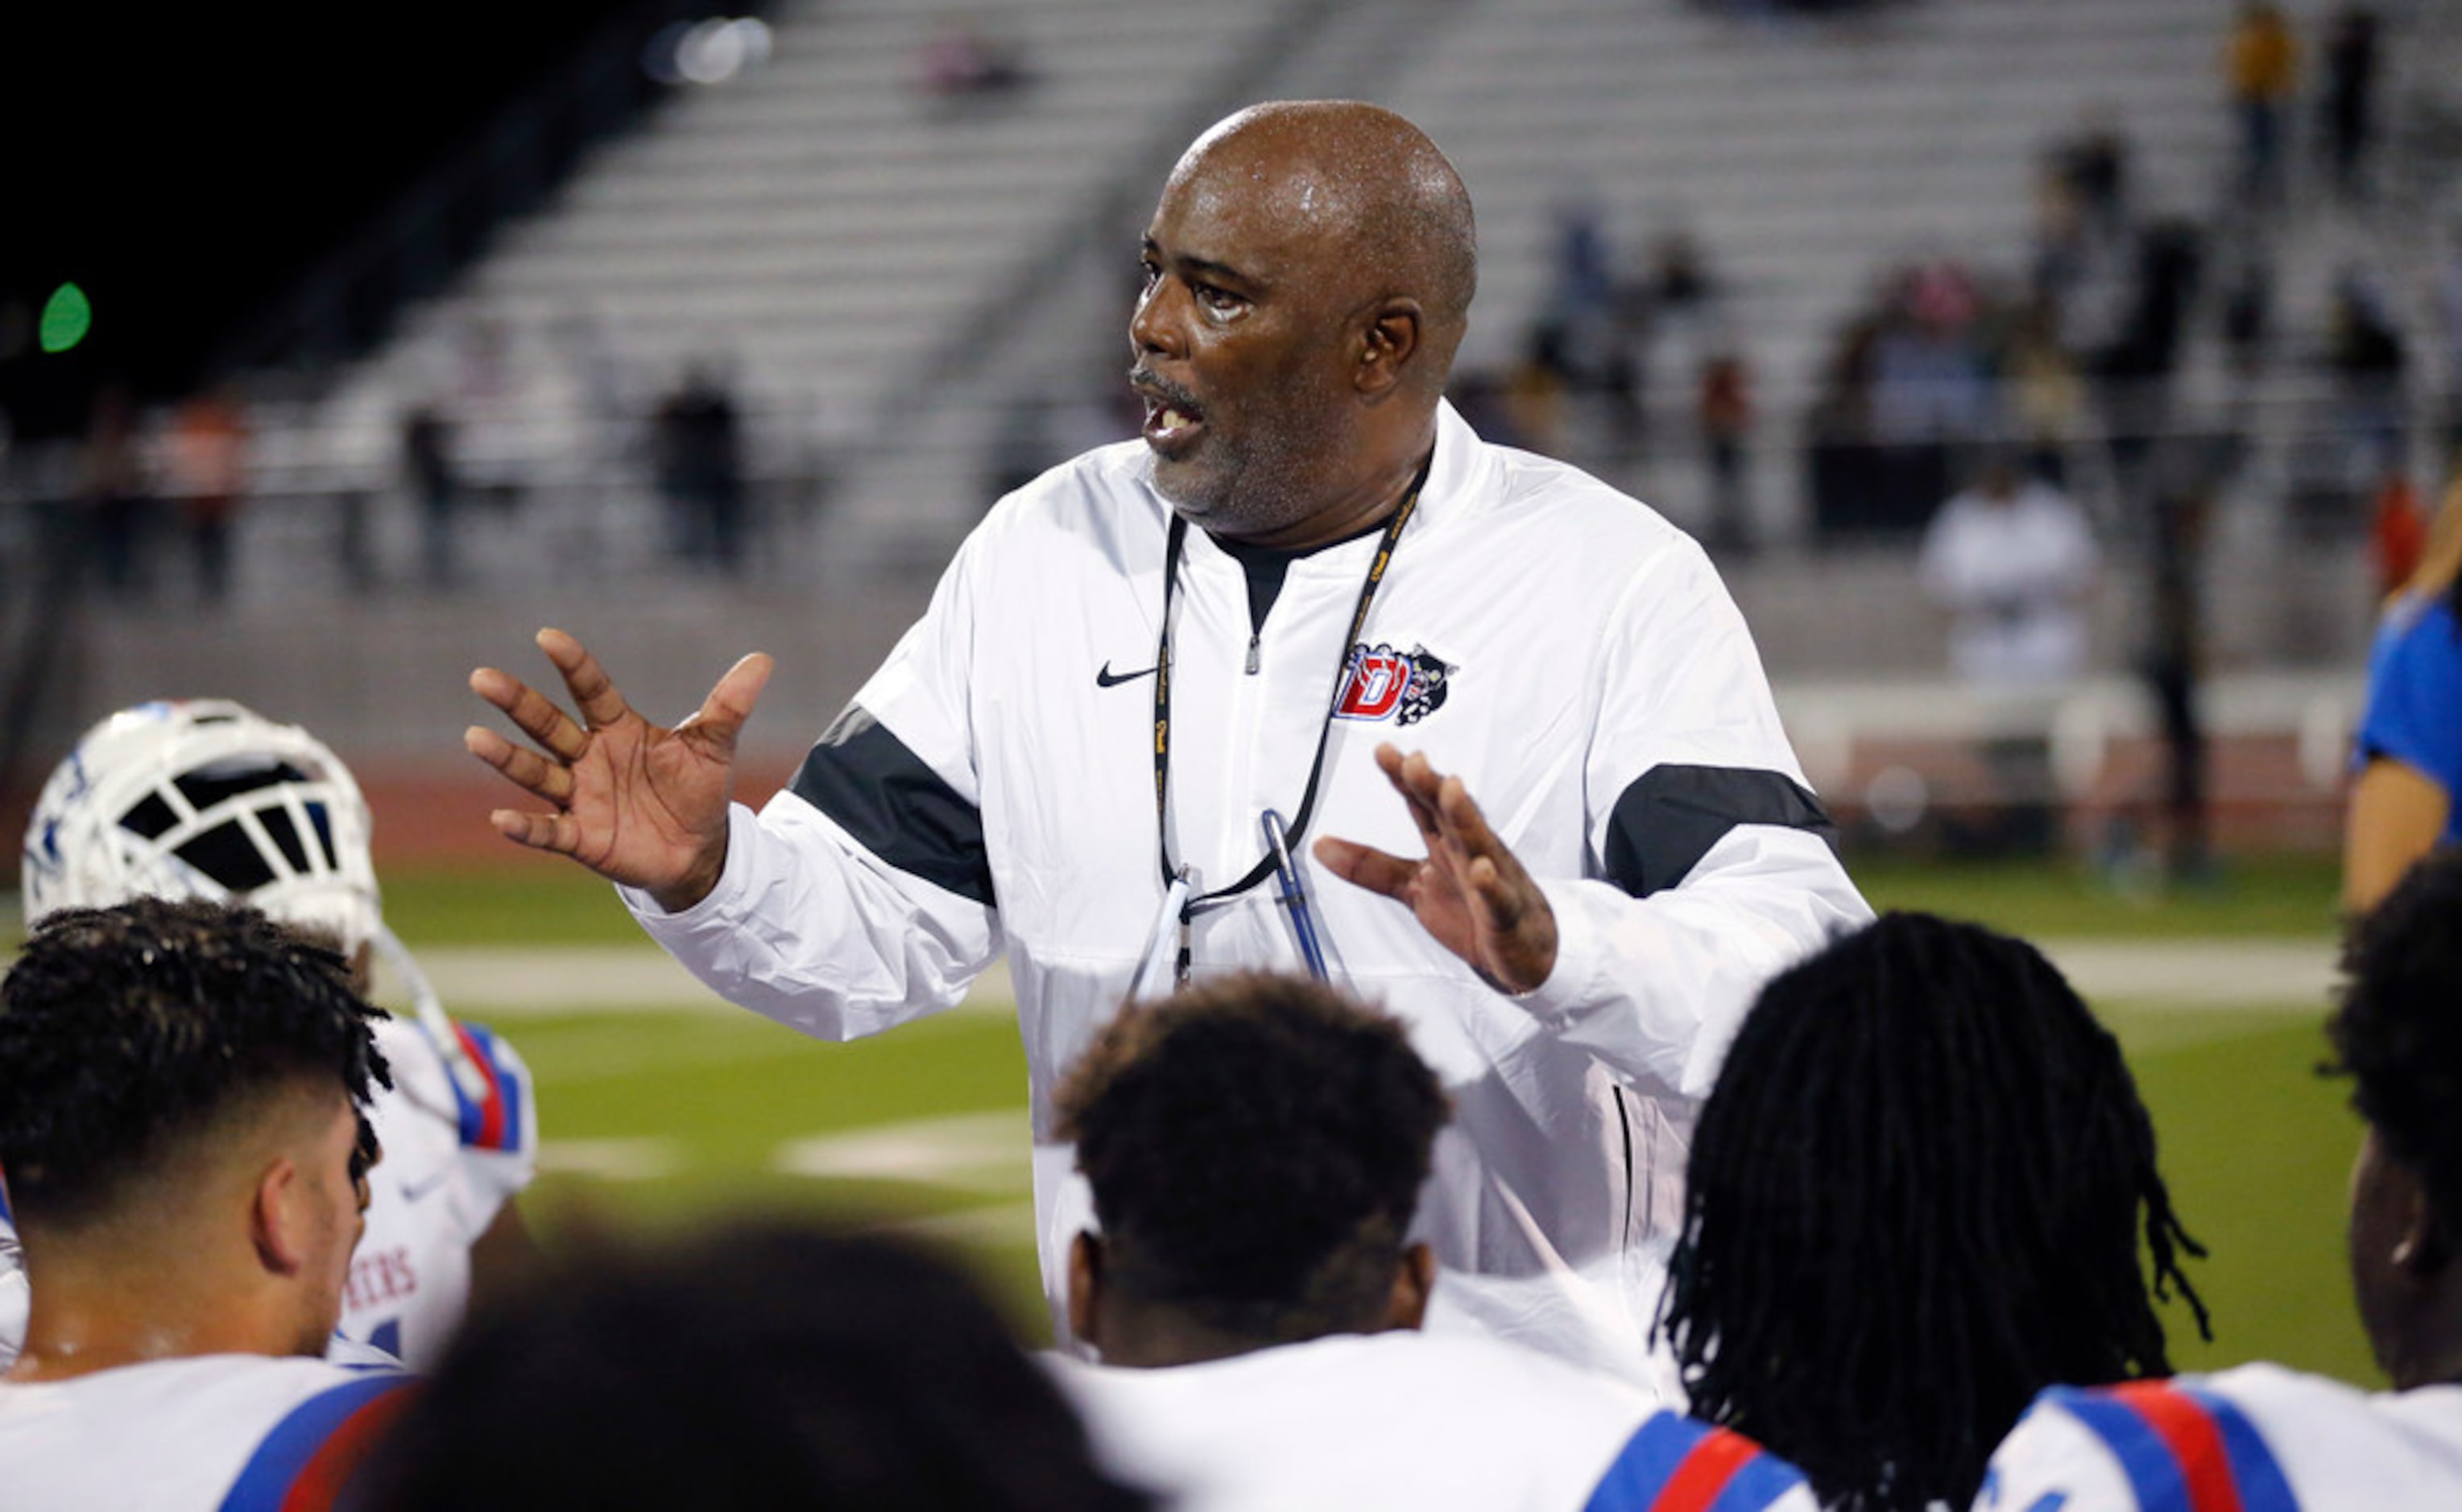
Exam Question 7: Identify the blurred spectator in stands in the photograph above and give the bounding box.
[2329,268,2408,487]
[362,1221,1151,1512]
[1922,452,2100,688]
[1505,330,1573,458]
[2373,469,2429,597]
[917,15,1032,105]
[163,383,250,605]
[2095,219,2203,524]
[2005,294,2087,487]
[1871,258,1991,537]
[2224,2,2301,204]
[653,361,750,576]
[2029,151,2090,315]
[2220,248,2275,386]
[2056,109,2132,243]
[2344,477,2462,915]
[2142,478,2215,885]
[1526,200,1653,460]
[403,402,461,589]
[1920,452,2100,853]
[81,384,151,601]
[1646,229,1716,343]
[2319,4,2384,200]
[1805,308,1883,539]
[1697,346,1755,557]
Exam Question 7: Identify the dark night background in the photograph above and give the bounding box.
[0,2,662,440]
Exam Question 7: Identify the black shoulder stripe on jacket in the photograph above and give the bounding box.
[1603,764,1838,899]
[788,705,995,907]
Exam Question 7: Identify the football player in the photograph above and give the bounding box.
[0,898,414,1510]
[7,700,536,1369]
[1976,849,2462,1510]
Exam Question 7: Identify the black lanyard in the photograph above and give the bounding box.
[1151,450,1434,907]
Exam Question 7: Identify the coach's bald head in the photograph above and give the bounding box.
[1174,101,1478,375]
[1131,101,1479,547]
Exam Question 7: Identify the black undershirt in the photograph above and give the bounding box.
[1209,512,1397,636]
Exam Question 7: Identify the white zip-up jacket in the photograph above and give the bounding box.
[628,402,1870,1388]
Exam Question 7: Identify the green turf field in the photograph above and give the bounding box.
[377,847,2375,1380]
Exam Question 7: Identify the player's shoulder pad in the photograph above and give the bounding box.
[217,1369,418,1512]
[1581,1409,1817,1512]
[2030,1379,2299,1512]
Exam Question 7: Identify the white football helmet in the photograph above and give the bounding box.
[20,699,487,1098]
[23,700,383,951]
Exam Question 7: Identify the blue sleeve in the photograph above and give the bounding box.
[2356,600,2462,814]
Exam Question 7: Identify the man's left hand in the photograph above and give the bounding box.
[1314,743,1558,994]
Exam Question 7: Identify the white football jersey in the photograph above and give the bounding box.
[0,1211,23,1374]
[0,1353,415,1511]
[0,1011,532,1374]
[1976,1362,2462,1510]
[346,1014,535,1367]
[1048,1330,1817,1512]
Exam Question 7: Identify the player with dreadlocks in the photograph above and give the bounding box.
[0,898,414,1510]
[1980,849,2462,1510]
[1044,973,1818,1510]
[1657,911,2208,1512]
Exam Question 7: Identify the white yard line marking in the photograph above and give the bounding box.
[534,1138,684,1180]
[399,950,1015,1018]
[883,1200,1041,1249]
[408,940,2331,1017]
[2038,938,2336,1009]
[771,1109,1032,1196]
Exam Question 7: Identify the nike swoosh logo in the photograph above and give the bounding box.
[399,1169,454,1203]
[1096,661,1158,688]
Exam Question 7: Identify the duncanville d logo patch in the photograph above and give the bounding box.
[1334,642,1453,725]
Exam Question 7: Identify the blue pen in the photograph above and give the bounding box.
[1260,809,1330,981]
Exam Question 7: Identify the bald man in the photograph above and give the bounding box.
[470,101,1868,1388]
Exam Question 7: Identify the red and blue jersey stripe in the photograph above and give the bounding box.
[1585,1411,1811,1512]
[217,1371,416,1512]
[2042,1380,2299,1512]
[446,1019,526,1155]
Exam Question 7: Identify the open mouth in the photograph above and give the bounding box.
[1131,374,1205,456]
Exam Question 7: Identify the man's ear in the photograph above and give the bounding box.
[1354,300,1424,398]
[250,1156,308,1278]
[1384,1241,1436,1332]
[1068,1230,1105,1350]
[2395,1184,2453,1279]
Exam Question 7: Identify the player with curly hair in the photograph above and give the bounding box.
[1045,973,1816,1510]
[7,699,536,1371]
[0,898,414,1510]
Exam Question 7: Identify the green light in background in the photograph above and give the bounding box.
[39,283,92,354]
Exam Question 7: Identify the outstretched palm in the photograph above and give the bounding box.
[1313,743,1558,995]
[466,628,773,911]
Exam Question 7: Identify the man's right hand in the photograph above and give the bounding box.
[466,627,773,913]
